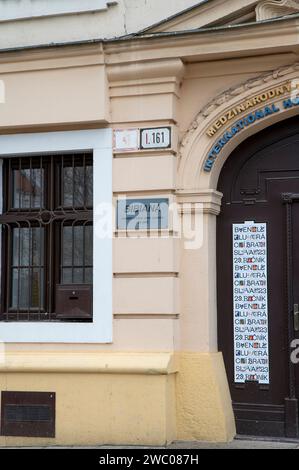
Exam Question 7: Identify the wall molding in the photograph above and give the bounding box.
[176,189,223,216]
[256,0,299,21]
[0,352,178,374]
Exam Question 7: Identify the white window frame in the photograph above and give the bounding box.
[0,129,112,343]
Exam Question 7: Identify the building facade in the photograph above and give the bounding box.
[0,0,299,445]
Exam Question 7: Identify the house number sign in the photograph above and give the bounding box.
[113,127,172,151]
[232,221,270,384]
[140,127,171,149]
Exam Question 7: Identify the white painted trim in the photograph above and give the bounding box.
[0,129,113,343]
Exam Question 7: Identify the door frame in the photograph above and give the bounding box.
[282,193,299,438]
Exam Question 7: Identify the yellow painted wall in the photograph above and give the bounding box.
[176,353,235,442]
[0,352,235,446]
[0,372,176,446]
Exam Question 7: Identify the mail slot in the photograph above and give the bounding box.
[55,284,92,320]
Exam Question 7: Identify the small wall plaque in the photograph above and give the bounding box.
[113,128,139,152]
[140,127,171,150]
[117,198,169,230]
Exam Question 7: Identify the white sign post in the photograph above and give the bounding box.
[232,221,270,384]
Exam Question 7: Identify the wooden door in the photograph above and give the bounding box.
[217,115,299,438]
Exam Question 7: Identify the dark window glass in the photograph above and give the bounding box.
[13,168,44,209]
[11,227,45,310]
[61,225,93,284]
[62,162,93,208]
[0,154,93,322]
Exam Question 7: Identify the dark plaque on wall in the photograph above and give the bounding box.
[117,198,169,230]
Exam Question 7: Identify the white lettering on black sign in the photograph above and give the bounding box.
[232,222,270,384]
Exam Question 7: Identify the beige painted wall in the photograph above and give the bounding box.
[0,45,110,129]
[0,39,297,354]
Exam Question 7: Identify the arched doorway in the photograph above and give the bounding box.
[217,115,299,439]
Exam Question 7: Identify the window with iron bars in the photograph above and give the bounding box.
[0,153,93,322]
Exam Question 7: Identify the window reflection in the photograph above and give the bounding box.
[62,165,92,207]
[13,169,44,209]
[61,225,92,284]
[11,227,44,309]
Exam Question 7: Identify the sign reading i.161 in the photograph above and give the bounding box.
[140,127,171,150]
[232,221,270,385]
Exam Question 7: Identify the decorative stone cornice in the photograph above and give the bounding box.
[256,0,299,21]
[176,189,223,216]
[107,58,185,83]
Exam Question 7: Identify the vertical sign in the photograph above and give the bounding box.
[232,221,269,384]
